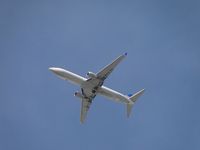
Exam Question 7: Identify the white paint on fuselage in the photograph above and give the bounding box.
[81,78,101,98]
[49,67,131,103]
[49,67,86,85]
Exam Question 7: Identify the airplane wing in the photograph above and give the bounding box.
[96,53,127,81]
[80,97,92,123]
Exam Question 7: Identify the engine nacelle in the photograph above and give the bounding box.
[86,71,97,78]
[74,91,84,99]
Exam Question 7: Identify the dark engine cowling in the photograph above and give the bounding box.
[86,72,96,78]
[74,91,84,99]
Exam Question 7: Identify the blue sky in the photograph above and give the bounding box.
[0,0,200,150]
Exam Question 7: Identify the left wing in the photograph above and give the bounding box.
[80,98,92,123]
[96,53,127,81]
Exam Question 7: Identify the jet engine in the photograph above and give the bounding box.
[86,72,96,78]
[74,91,84,99]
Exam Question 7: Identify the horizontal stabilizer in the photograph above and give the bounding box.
[129,89,145,102]
[126,89,145,117]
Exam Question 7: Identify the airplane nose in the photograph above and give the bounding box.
[49,67,58,73]
[49,67,64,74]
[49,67,67,80]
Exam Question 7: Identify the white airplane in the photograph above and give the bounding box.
[49,53,144,123]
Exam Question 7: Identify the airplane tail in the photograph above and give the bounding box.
[126,89,145,117]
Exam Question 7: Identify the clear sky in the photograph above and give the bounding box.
[0,0,200,150]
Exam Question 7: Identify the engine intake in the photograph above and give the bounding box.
[74,91,84,99]
[86,72,96,78]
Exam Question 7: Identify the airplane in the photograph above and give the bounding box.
[49,53,144,123]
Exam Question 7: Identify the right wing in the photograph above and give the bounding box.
[96,53,127,81]
[80,97,92,123]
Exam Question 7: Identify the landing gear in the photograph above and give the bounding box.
[88,99,92,103]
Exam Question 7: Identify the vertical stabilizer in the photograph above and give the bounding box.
[127,103,134,117]
[126,89,145,117]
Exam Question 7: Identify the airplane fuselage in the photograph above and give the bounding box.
[50,67,134,104]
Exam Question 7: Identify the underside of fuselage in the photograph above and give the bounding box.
[80,77,103,100]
